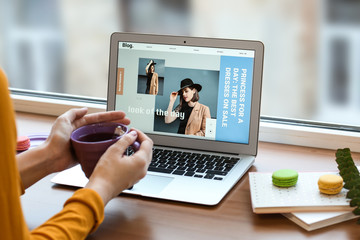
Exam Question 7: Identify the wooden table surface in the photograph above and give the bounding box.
[16,112,360,239]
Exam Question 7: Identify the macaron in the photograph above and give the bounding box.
[318,174,343,195]
[17,136,31,152]
[272,169,298,187]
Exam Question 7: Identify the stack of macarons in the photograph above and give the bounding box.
[17,136,31,152]
[318,174,343,195]
[272,169,299,187]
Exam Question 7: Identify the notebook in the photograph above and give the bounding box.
[249,172,353,213]
[51,33,264,205]
[283,210,358,231]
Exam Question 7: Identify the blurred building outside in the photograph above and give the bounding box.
[0,0,359,128]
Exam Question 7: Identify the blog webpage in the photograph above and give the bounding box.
[114,41,255,144]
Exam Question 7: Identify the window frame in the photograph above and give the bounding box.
[11,89,106,116]
[11,90,360,153]
[260,117,360,153]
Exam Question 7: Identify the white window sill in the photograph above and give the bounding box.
[11,93,106,116]
[11,94,360,153]
[260,121,360,153]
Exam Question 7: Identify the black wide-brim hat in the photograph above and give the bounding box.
[146,60,156,68]
[177,78,202,94]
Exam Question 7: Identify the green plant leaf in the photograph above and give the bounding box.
[344,183,352,190]
[344,180,360,190]
[336,156,346,165]
[340,168,359,180]
[336,148,347,157]
[350,198,360,207]
[347,189,360,199]
[353,207,360,215]
[335,151,343,158]
[335,148,360,222]
[339,168,359,181]
[338,161,353,170]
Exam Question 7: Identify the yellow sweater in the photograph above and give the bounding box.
[0,69,104,239]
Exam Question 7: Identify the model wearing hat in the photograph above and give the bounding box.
[145,60,158,95]
[165,78,211,136]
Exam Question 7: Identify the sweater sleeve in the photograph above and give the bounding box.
[0,68,30,240]
[0,69,105,240]
[30,188,104,240]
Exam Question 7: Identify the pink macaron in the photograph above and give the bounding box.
[17,136,31,152]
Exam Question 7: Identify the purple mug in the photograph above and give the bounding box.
[70,122,140,178]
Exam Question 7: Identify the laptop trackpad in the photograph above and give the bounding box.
[128,174,173,195]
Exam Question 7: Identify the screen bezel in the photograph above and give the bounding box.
[107,33,264,156]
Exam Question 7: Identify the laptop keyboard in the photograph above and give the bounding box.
[146,148,240,181]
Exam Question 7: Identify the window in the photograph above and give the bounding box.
[1,0,360,150]
[1,0,120,98]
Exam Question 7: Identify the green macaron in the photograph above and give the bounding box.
[272,169,298,187]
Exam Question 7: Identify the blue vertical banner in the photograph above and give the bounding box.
[216,56,254,144]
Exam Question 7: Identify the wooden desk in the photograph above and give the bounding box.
[17,112,360,239]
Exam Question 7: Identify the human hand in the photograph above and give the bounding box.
[170,91,178,102]
[43,108,130,174]
[85,129,153,205]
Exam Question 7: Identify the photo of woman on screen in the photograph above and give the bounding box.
[165,78,211,136]
[145,60,159,95]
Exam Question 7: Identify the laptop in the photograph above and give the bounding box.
[51,33,264,205]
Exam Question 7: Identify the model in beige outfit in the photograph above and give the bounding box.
[145,60,158,95]
[165,78,210,136]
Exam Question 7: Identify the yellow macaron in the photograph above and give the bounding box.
[318,174,343,195]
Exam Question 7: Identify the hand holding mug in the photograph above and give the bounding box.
[85,128,153,205]
[71,122,140,178]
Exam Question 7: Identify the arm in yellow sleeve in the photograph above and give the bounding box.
[1,67,152,240]
[0,69,104,240]
[30,189,104,240]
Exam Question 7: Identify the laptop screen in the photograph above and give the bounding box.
[107,33,264,155]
